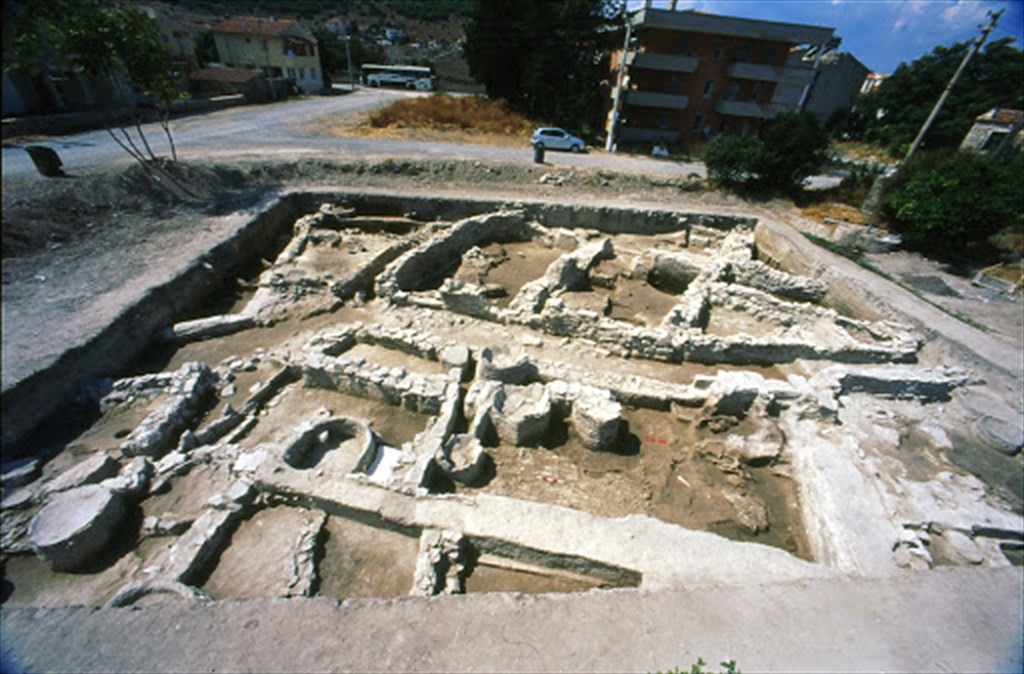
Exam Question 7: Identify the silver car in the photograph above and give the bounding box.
[531,127,585,152]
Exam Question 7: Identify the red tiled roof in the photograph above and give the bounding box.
[212,16,297,37]
[976,108,1024,125]
[188,67,264,83]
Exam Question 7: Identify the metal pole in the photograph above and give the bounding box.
[605,19,632,152]
[903,9,1002,164]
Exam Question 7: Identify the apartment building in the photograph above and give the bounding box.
[607,7,839,149]
[211,16,322,94]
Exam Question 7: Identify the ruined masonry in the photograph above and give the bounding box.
[2,197,1020,609]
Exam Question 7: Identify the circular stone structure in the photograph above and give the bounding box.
[28,484,126,571]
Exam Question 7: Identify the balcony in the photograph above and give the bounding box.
[625,51,698,74]
[726,61,814,85]
[619,127,681,144]
[626,90,689,110]
[715,99,794,119]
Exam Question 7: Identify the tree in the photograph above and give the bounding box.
[5,0,186,166]
[312,27,344,88]
[756,111,830,192]
[882,150,1022,254]
[464,0,617,134]
[194,29,218,67]
[704,112,829,194]
[855,38,1023,155]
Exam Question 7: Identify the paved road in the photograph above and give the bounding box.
[2,88,706,181]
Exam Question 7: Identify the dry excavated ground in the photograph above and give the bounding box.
[2,159,1022,672]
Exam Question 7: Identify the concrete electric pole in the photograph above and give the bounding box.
[605,19,632,153]
[902,9,1003,164]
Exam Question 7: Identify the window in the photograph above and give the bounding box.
[287,67,296,78]
[740,120,751,135]
[739,43,753,62]
[311,68,318,82]
[762,46,777,65]
[702,79,715,98]
[750,83,763,102]
[658,113,671,129]
[718,117,728,133]
[712,42,724,60]
[725,81,739,101]
[692,113,704,131]
[983,131,1008,151]
[676,36,690,55]
[667,74,681,94]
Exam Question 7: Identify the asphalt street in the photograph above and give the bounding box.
[2,88,708,181]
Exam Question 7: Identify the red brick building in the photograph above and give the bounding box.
[607,7,838,150]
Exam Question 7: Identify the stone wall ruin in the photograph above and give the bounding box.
[2,192,1020,611]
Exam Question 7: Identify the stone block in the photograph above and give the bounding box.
[492,383,551,447]
[436,434,491,486]
[572,392,623,451]
[28,485,126,571]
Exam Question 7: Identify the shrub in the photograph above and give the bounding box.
[756,111,830,193]
[883,150,1022,253]
[704,112,829,194]
[703,135,762,186]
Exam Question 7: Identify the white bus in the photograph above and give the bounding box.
[362,64,434,91]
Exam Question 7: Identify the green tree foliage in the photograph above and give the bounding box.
[464,0,616,134]
[757,111,830,191]
[703,135,762,186]
[194,29,218,67]
[312,26,344,86]
[6,0,185,165]
[389,0,472,21]
[853,38,1023,155]
[704,112,829,194]
[882,150,1022,254]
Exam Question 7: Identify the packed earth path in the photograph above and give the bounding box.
[2,91,1021,674]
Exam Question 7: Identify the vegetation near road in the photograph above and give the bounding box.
[704,112,830,195]
[368,95,533,135]
[882,150,1023,256]
[319,94,537,146]
[464,0,616,136]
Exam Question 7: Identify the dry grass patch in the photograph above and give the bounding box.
[312,94,537,147]
[800,202,873,226]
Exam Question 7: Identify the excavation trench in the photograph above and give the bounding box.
[10,191,989,611]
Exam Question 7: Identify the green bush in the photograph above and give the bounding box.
[703,135,762,186]
[883,150,1022,253]
[704,112,829,194]
[757,111,830,192]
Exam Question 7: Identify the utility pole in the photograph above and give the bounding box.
[344,34,356,90]
[903,9,1002,164]
[605,18,632,152]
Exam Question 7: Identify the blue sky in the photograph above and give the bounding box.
[628,0,1024,74]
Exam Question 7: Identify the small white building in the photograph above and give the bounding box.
[959,108,1023,155]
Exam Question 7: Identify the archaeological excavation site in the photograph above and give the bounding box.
[2,188,1022,617]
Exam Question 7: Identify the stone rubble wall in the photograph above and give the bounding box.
[119,362,218,458]
[507,238,613,315]
[411,529,466,596]
[300,352,452,416]
[375,210,541,299]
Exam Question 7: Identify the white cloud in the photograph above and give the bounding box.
[892,17,909,32]
[940,0,991,27]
